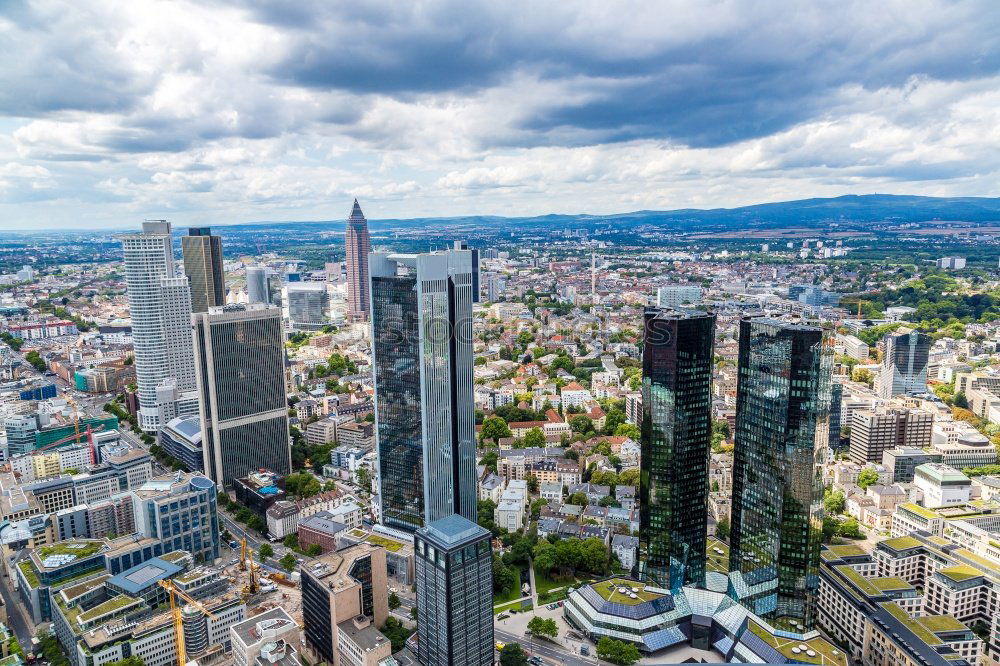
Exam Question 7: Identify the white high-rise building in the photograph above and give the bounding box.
[120,221,199,432]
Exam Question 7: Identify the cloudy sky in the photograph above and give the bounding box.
[1,1,998,229]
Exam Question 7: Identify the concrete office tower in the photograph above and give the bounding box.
[345,199,371,321]
[848,408,933,465]
[878,328,931,398]
[286,282,329,330]
[454,240,480,302]
[299,542,388,666]
[120,221,199,432]
[181,227,224,313]
[246,266,274,305]
[414,514,493,666]
[193,304,291,486]
[369,249,476,534]
[639,307,716,591]
[729,318,832,633]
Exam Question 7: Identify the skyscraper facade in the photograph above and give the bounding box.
[286,282,329,330]
[729,318,832,632]
[181,227,224,313]
[877,328,931,398]
[120,221,199,432]
[345,199,371,322]
[454,240,480,303]
[639,308,716,591]
[193,304,291,486]
[369,249,476,534]
[414,514,493,666]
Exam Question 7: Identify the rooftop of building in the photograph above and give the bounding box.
[417,513,489,549]
[231,606,297,647]
[337,616,390,652]
[106,557,183,595]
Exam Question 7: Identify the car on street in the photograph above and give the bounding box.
[528,658,542,665]
[495,641,505,651]
[580,645,590,656]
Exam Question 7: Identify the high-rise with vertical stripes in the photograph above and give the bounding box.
[345,199,371,322]
[193,304,291,486]
[369,249,477,534]
[181,227,224,313]
[119,221,199,432]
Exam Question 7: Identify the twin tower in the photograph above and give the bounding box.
[640,309,832,632]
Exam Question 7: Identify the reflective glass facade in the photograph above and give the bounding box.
[640,308,715,590]
[729,318,832,632]
[370,251,477,534]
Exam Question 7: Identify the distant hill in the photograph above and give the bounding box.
[353,194,1000,232]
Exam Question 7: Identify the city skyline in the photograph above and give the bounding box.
[1,2,999,228]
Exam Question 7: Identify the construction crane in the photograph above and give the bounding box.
[239,537,261,598]
[158,579,218,666]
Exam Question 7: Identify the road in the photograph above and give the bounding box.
[0,574,33,646]
[495,628,604,666]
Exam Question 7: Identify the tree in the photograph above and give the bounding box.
[527,616,558,639]
[580,537,610,574]
[481,416,513,444]
[259,543,274,560]
[526,473,539,493]
[388,591,401,610]
[568,492,588,506]
[953,391,969,408]
[824,489,846,515]
[614,423,640,440]
[478,499,498,533]
[380,617,414,653]
[857,467,879,490]
[822,516,839,543]
[105,658,144,666]
[283,534,299,550]
[355,466,371,492]
[570,414,593,434]
[838,517,864,539]
[715,517,730,542]
[306,544,323,556]
[499,643,529,666]
[479,449,498,473]
[492,555,516,594]
[279,552,296,571]
[523,427,546,448]
[617,468,639,487]
[597,636,641,666]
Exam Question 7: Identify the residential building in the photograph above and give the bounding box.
[345,199,371,322]
[182,227,225,313]
[640,307,715,591]
[729,318,832,632]
[656,284,703,308]
[193,304,291,485]
[877,328,931,398]
[370,250,476,534]
[119,221,199,431]
[414,514,493,666]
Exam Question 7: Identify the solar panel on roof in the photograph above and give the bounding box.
[125,564,167,585]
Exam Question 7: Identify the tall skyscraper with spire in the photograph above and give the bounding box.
[345,199,371,321]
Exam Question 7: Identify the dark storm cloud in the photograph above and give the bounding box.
[0,1,150,116]
[232,0,1000,148]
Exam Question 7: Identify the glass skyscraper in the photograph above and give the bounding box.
[415,514,494,666]
[728,318,832,632]
[369,250,477,534]
[639,307,716,591]
[181,227,224,313]
[193,304,291,486]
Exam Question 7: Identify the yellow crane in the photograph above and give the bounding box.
[239,537,261,598]
[158,579,218,666]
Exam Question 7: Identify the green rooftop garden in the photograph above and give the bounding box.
[899,503,938,520]
[747,620,847,666]
[837,565,881,597]
[953,549,996,572]
[77,595,140,624]
[916,615,969,633]
[60,575,110,602]
[938,565,981,583]
[592,578,664,606]
[37,541,102,560]
[366,534,404,553]
[17,561,39,589]
[882,602,943,647]
[870,577,913,592]
[881,536,923,551]
[823,544,867,559]
[160,551,190,563]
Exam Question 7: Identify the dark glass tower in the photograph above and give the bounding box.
[193,304,291,486]
[639,307,716,590]
[182,227,224,313]
[728,318,832,632]
[369,250,477,534]
[415,514,494,666]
